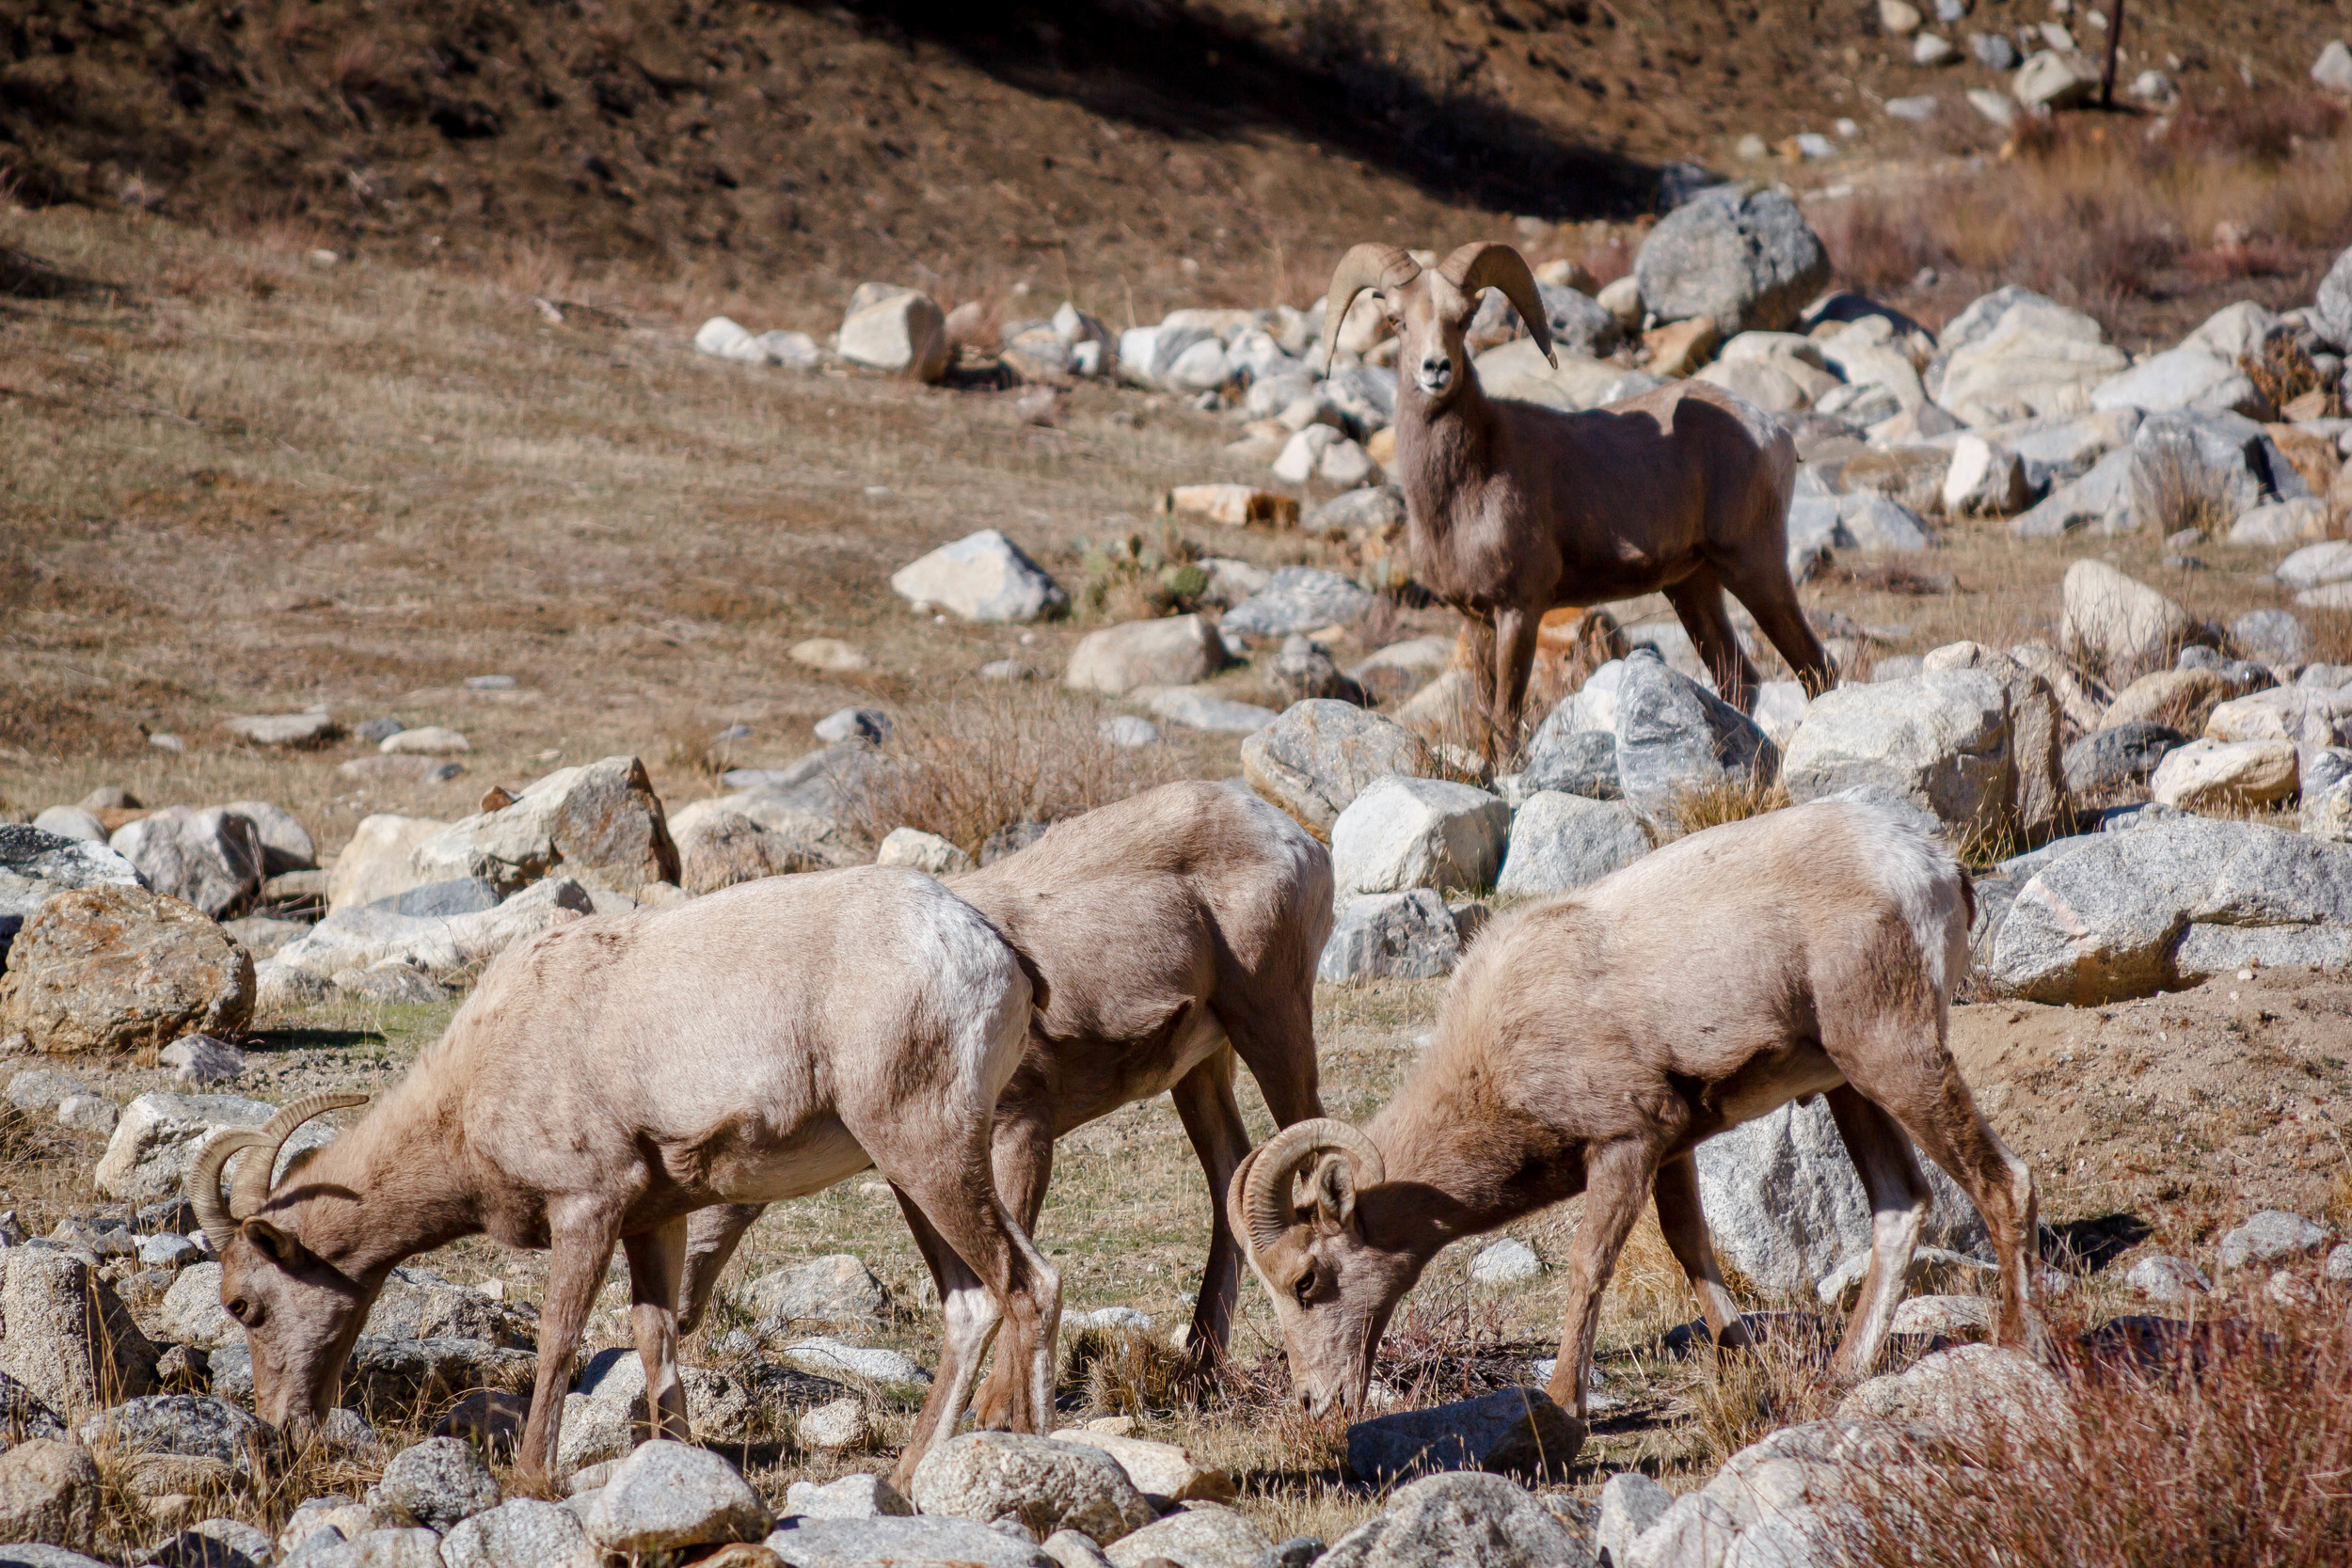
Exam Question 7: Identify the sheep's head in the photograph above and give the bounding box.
[187,1093,373,1441]
[1228,1118,1415,1418]
[1322,243,1553,408]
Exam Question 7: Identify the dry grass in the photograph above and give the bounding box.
[2136,441,2237,544]
[1659,771,1791,844]
[843,682,1182,860]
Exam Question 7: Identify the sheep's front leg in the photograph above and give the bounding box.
[1488,606,1542,759]
[677,1203,767,1337]
[520,1203,625,1481]
[1544,1138,1650,1434]
[624,1217,691,1443]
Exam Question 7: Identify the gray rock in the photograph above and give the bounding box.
[1241,703,1433,833]
[1097,716,1162,750]
[159,1035,246,1085]
[781,1337,930,1384]
[292,1527,444,1567]
[26,807,104,846]
[1219,569,1376,645]
[1468,1238,1544,1286]
[0,1544,110,1567]
[1330,779,1510,902]
[581,1440,771,1555]
[1692,1096,1985,1291]
[1972,30,2019,68]
[363,879,501,918]
[109,808,265,920]
[2061,560,2194,681]
[2328,1243,2352,1284]
[2129,409,2307,534]
[784,1472,912,1517]
[1596,1472,1673,1568]
[133,1230,198,1269]
[1066,617,1227,696]
[96,1090,341,1205]
[1344,1387,1585,1481]
[1494,793,1648,898]
[2312,245,2352,351]
[742,1255,891,1328]
[1306,486,1408,539]
[1632,188,1833,336]
[912,1432,1153,1545]
[2124,1254,2211,1304]
[889,531,1067,623]
[373,1436,501,1530]
[1318,891,1460,982]
[1987,406,2142,491]
[2217,1210,2328,1271]
[838,287,948,381]
[1836,1345,2074,1453]
[1101,1503,1274,1568]
[0,1248,159,1417]
[3,1069,84,1113]
[0,827,145,923]
[159,1261,240,1349]
[3,884,256,1056]
[77,1395,268,1475]
[1323,365,1398,436]
[2062,722,2184,798]
[767,1515,1056,1568]
[438,1497,597,1568]
[2094,347,2265,420]
[1781,670,2010,836]
[2233,610,2308,666]
[1479,281,1623,359]
[2010,445,2135,537]
[272,877,594,991]
[1518,720,1622,800]
[1145,687,1280,736]
[0,1440,101,1559]
[1612,650,1776,830]
[0,1370,67,1441]
[1837,492,1931,552]
[409,755,677,897]
[1267,637,1366,707]
[223,800,318,876]
[147,1519,276,1568]
[1986,816,2352,1003]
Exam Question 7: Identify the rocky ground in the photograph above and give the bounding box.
[6,72,2352,1567]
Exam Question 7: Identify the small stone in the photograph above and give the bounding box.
[1047,1431,1232,1506]
[2216,1210,2328,1271]
[838,286,949,382]
[890,531,1066,624]
[1097,717,1162,749]
[1066,616,1228,697]
[789,639,872,673]
[373,1435,502,1532]
[979,659,1036,681]
[2125,1254,2211,1304]
[782,1337,930,1384]
[2148,739,2299,813]
[78,1396,269,1476]
[226,711,340,750]
[159,1036,246,1085]
[1329,777,1510,903]
[785,1472,912,1518]
[910,1432,1152,1546]
[2326,1243,2352,1284]
[438,1497,598,1568]
[874,829,975,877]
[1343,1386,1585,1481]
[55,1096,119,1135]
[1318,890,1460,983]
[762,1515,1049,1568]
[1468,1238,1543,1286]
[1494,792,1648,898]
[1099,1503,1273,1568]
[744,1255,893,1327]
[793,1399,870,1452]
[813,707,891,746]
[1597,1471,1674,1568]
[1241,702,1433,832]
[380,725,471,755]
[583,1441,771,1555]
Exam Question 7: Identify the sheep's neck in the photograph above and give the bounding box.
[275,1070,482,1280]
[1356,1038,1579,1267]
[1396,376,1497,557]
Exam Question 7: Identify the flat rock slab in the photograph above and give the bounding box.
[765,1515,1056,1568]
[1344,1386,1585,1481]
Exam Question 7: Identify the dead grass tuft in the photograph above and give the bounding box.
[1659,771,1789,843]
[1684,1315,1845,1470]
[846,682,1179,860]
[1063,1324,1199,1417]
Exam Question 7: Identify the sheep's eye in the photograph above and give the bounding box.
[1293,1269,1316,1306]
[229,1296,260,1327]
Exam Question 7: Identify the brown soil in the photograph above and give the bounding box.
[5,0,2348,329]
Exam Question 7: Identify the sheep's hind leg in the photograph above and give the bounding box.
[623,1217,692,1443]
[1821,1086,1930,1381]
[971,1084,1057,1429]
[1651,1152,1754,1353]
[1170,1049,1253,1376]
[1716,551,1835,699]
[676,1202,766,1337]
[1662,570,1763,714]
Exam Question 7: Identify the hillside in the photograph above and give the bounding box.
[5,0,2348,322]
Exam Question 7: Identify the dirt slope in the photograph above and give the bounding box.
[6,0,2347,318]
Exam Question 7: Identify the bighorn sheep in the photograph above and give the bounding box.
[1322,242,1835,753]
[1230,800,2043,1427]
[189,868,1057,1487]
[678,781,1333,1416]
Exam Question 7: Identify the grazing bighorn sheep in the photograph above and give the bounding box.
[678,781,1332,1418]
[189,868,1057,1487]
[1231,800,2043,1424]
[1323,242,1836,753]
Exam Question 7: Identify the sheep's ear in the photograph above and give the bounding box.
[241,1217,307,1267]
[1311,1152,1359,1230]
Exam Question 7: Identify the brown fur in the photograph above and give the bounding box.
[203,867,1057,1487]
[1229,801,2044,1421]
[1324,242,1836,754]
[676,781,1333,1413]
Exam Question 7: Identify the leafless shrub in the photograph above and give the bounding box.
[1063,1324,1197,1417]
[846,682,1178,860]
[1660,771,1790,844]
[2134,441,2233,543]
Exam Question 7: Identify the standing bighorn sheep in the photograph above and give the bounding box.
[1323,242,1836,754]
[677,781,1332,1415]
[190,868,1057,1487]
[1231,800,2043,1426]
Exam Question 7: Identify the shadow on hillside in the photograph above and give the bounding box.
[796,0,1665,220]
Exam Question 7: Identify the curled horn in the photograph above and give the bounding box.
[187,1131,274,1255]
[1440,242,1555,368]
[1239,1117,1387,1256]
[226,1093,370,1227]
[1320,245,1420,367]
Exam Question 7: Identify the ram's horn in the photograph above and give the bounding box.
[1320,245,1421,366]
[227,1093,370,1223]
[187,1130,274,1254]
[1440,242,1555,368]
[1239,1118,1387,1256]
